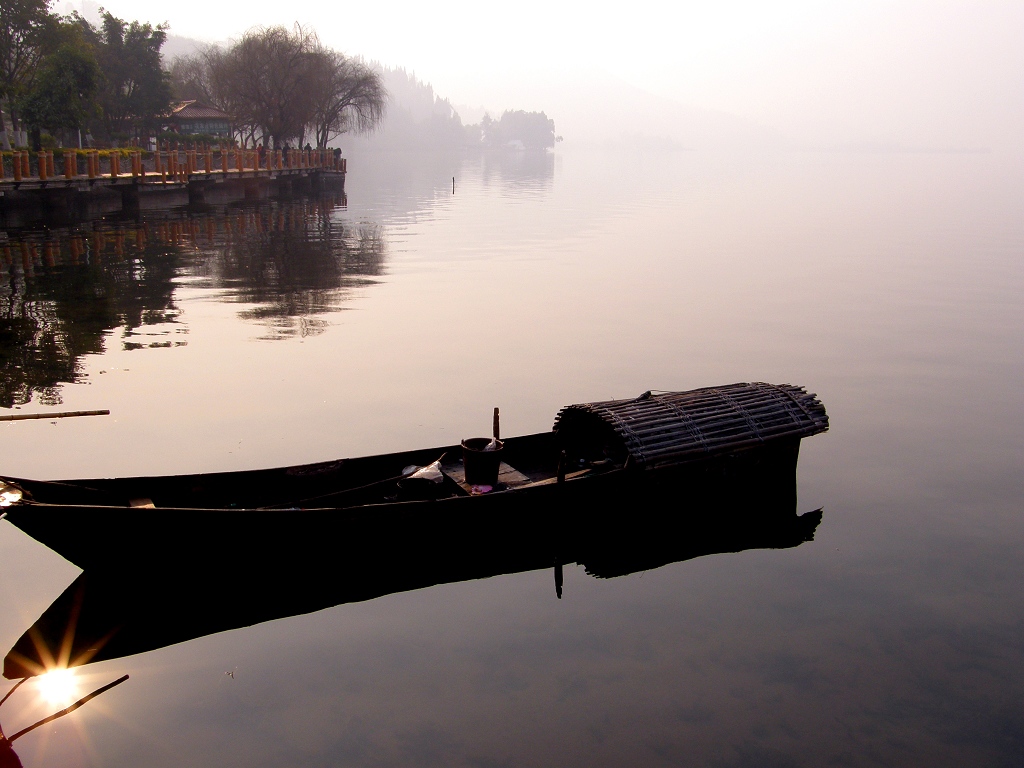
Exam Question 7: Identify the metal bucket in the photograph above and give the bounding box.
[461,437,504,486]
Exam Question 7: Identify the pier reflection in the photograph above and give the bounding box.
[0,225,181,408]
[4,494,822,679]
[0,191,385,406]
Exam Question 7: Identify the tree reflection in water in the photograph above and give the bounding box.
[192,196,385,339]
[0,192,385,407]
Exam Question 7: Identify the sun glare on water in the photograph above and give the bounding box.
[37,668,79,706]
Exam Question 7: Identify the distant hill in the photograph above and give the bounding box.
[343,67,468,151]
[161,34,215,64]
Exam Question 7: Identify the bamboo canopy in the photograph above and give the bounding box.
[553,383,828,468]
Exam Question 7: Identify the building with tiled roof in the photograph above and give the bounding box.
[165,101,232,137]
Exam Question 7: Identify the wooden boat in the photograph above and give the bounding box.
[0,382,828,572]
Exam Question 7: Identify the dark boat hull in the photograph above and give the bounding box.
[3,434,802,571]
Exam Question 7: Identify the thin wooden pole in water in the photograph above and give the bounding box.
[0,410,109,422]
[7,675,129,743]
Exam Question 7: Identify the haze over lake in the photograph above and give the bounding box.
[3,0,1023,763]
[1,144,1022,766]
[65,0,1024,154]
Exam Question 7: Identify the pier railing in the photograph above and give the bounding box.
[0,148,346,186]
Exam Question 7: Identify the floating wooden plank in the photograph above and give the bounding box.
[0,409,110,422]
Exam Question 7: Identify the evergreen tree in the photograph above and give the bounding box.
[0,0,56,147]
[92,12,171,138]
[21,42,100,139]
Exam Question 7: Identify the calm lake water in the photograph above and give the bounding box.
[1,147,1022,767]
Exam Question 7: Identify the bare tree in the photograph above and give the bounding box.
[308,50,386,149]
[168,50,217,104]
[215,24,320,148]
[168,26,386,149]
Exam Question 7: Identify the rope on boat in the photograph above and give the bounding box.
[258,452,449,509]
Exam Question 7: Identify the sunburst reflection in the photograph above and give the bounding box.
[36,667,79,707]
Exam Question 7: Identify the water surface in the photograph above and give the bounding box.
[1,147,1022,767]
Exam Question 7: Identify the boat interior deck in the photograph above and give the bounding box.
[9,431,609,511]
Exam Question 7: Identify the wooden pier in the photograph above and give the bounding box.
[0,147,346,225]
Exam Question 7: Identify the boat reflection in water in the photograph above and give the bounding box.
[4,465,823,679]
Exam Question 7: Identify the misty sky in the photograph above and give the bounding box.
[64,0,1023,151]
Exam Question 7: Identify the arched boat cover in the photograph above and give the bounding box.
[553,382,828,468]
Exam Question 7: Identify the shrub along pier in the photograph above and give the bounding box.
[0,147,346,224]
